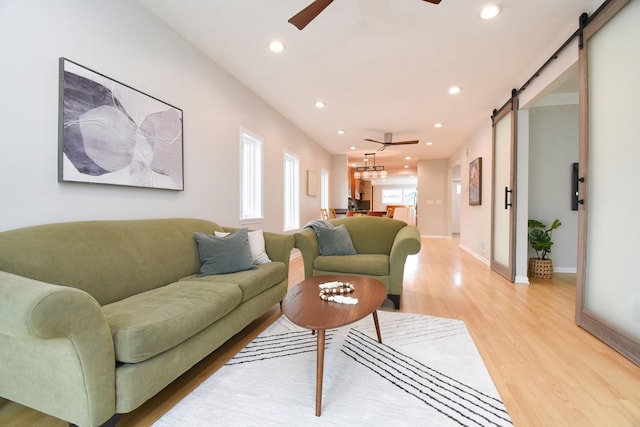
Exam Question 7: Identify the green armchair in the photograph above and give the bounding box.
[294,216,421,309]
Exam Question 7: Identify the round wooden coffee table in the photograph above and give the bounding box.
[281,275,387,416]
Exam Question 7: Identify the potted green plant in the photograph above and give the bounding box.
[527,218,562,279]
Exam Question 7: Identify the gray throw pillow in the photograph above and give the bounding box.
[316,224,357,256]
[214,229,271,264]
[194,228,255,275]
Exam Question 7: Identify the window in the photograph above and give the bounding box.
[240,129,262,220]
[320,169,329,210]
[283,151,300,231]
[381,187,417,206]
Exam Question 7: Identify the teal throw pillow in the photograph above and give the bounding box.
[316,224,357,256]
[194,228,255,275]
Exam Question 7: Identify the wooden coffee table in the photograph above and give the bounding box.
[281,275,387,416]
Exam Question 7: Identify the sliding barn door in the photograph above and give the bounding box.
[577,0,640,366]
[490,98,517,281]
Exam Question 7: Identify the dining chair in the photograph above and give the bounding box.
[386,206,395,218]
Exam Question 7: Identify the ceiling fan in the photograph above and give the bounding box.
[365,133,419,151]
[289,0,442,30]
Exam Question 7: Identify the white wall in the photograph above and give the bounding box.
[528,105,579,272]
[331,154,349,211]
[517,41,580,278]
[0,0,331,232]
[417,159,449,237]
[447,36,580,272]
[447,104,578,272]
[448,121,493,264]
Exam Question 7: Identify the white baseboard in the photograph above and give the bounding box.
[553,267,577,274]
[459,244,490,266]
[514,275,530,284]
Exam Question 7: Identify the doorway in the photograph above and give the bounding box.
[451,165,461,235]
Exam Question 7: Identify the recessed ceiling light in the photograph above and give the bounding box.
[448,86,462,95]
[315,100,325,109]
[426,141,434,146]
[349,146,356,150]
[480,5,502,20]
[337,130,346,135]
[404,156,411,160]
[434,122,443,128]
[268,40,285,53]
[404,165,409,169]
[350,163,356,167]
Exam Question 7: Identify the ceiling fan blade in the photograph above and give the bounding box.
[288,0,334,30]
[389,140,420,145]
[423,0,442,4]
[365,138,419,146]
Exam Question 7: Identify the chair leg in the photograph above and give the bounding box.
[388,294,400,310]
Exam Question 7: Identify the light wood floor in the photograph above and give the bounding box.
[2,237,639,426]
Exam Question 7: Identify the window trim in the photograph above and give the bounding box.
[381,186,417,206]
[320,169,329,210]
[239,127,263,222]
[283,150,300,231]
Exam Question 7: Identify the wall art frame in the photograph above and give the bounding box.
[306,170,318,196]
[469,157,482,206]
[58,58,184,190]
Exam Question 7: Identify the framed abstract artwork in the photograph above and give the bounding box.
[469,157,482,205]
[58,58,184,190]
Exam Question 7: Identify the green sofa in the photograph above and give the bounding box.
[294,216,421,309]
[0,218,294,427]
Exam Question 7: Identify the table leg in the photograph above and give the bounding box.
[372,310,382,343]
[315,329,325,416]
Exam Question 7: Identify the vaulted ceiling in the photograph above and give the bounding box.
[138,0,602,172]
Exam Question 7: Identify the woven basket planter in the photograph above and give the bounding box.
[528,258,553,279]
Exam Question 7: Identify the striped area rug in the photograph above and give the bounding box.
[154,311,512,426]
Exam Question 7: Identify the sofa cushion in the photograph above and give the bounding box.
[195,229,255,275]
[181,261,286,303]
[316,224,357,256]
[314,254,389,276]
[103,280,242,363]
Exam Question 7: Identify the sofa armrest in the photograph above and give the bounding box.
[388,225,421,295]
[294,228,320,279]
[0,272,103,339]
[263,231,295,268]
[0,271,116,426]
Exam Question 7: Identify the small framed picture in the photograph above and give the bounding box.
[469,157,482,206]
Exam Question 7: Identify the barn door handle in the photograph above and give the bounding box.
[504,187,513,209]
[577,176,585,205]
